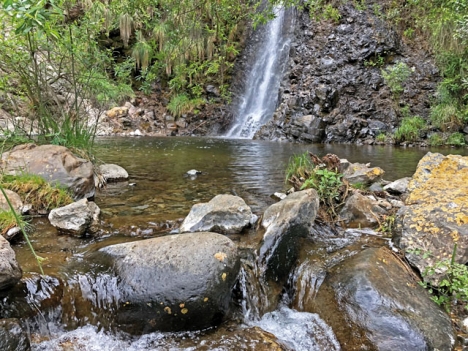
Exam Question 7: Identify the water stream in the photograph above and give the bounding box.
[4,137,467,350]
[224,7,294,138]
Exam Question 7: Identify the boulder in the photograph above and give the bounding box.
[258,189,319,282]
[0,319,30,351]
[179,194,253,234]
[394,153,468,283]
[48,199,100,237]
[99,232,240,333]
[0,144,95,199]
[0,236,21,291]
[338,192,386,228]
[297,247,455,350]
[0,189,23,213]
[98,164,129,182]
[342,162,385,186]
[383,177,411,194]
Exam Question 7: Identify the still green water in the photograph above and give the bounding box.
[13,137,468,275]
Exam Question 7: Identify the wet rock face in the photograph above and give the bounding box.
[48,199,100,237]
[100,232,240,334]
[0,236,22,291]
[180,194,253,234]
[258,189,319,282]
[300,247,455,350]
[254,4,438,143]
[0,318,30,351]
[0,144,95,200]
[395,152,468,284]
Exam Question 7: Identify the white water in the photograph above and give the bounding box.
[224,7,293,138]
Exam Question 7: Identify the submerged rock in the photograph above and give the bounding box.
[0,319,30,351]
[48,199,100,237]
[100,232,240,333]
[258,189,319,282]
[0,144,95,199]
[303,247,455,350]
[0,236,21,291]
[394,152,468,283]
[180,194,253,234]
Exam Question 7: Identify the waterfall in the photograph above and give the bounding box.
[224,7,294,139]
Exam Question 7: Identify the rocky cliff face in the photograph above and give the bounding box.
[253,3,439,144]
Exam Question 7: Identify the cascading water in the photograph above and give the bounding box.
[224,7,294,138]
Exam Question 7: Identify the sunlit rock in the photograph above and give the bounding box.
[302,247,455,350]
[100,232,240,333]
[98,164,129,182]
[0,144,95,200]
[383,177,411,194]
[0,236,21,291]
[0,318,30,351]
[180,194,253,234]
[394,152,468,284]
[342,162,385,185]
[48,199,100,237]
[258,189,319,282]
[106,106,128,119]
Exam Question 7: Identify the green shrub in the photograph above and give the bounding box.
[285,152,344,219]
[428,133,444,146]
[381,62,413,96]
[375,133,386,142]
[394,116,426,142]
[446,132,466,146]
[430,103,465,132]
[323,4,341,23]
[422,245,468,311]
[167,94,204,119]
[300,168,343,207]
[285,152,314,183]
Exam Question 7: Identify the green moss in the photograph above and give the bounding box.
[1,174,73,212]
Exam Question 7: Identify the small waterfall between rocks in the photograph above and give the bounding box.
[224,7,294,138]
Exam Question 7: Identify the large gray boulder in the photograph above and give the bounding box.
[0,236,21,291]
[100,232,240,333]
[179,194,253,234]
[394,152,468,284]
[0,319,30,351]
[0,144,95,199]
[48,199,100,237]
[258,189,319,281]
[295,247,455,351]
